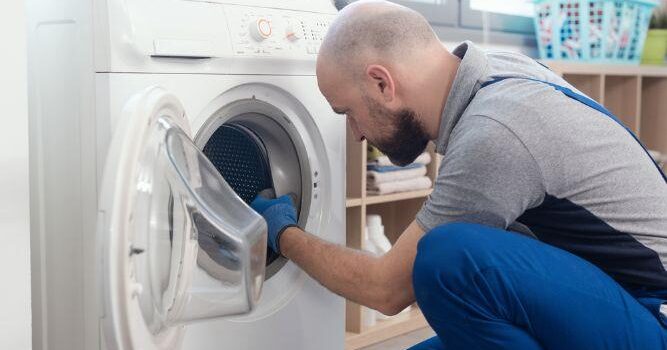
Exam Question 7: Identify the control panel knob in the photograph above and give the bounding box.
[285,22,302,41]
[249,18,272,41]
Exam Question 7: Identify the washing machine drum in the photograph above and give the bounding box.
[201,123,300,267]
[203,125,273,203]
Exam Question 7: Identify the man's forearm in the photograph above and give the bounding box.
[279,227,394,313]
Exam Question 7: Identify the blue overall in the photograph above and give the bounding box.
[409,78,667,350]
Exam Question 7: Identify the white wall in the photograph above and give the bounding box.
[0,1,33,349]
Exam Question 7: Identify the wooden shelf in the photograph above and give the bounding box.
[345,308,429,350]
[543,61,667,77]
[365,189,433,206]
[346,198,363,208]
[606,75,642,132]
[641,77,667,155]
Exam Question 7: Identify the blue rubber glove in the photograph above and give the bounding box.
[250,194,298,255]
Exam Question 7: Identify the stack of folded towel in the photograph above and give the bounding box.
[366,147,433,195]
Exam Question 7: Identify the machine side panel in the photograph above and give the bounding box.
[27,0,96,348]
[30,22,85,350]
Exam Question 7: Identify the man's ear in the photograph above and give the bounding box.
[365,64,396,103]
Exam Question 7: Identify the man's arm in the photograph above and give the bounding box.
[280,221,424,316]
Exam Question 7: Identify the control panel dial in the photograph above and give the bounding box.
[249,18,272,41]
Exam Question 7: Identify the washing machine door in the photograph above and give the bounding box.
[98,86,267,350]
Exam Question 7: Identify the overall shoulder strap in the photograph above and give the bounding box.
[481,76,666,183]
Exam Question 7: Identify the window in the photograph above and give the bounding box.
[385,0,458,26]
[460,0,535,34]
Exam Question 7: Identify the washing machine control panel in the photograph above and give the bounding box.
[224,5,334,57]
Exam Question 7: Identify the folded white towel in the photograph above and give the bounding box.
[367,176,432,195]
[370,152,432,167]
[649,150,664,162]
[647,149,662,161]
[367,166,427,185]
[649,150,666,169]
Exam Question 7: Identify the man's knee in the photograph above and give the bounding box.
[417,221,489,252]
[412,222,505,299]
[415,222,497,268]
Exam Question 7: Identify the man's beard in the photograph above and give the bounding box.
[364,96,429,166]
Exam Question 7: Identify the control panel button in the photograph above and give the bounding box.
[285,22,302,42]
[249,18,272,42]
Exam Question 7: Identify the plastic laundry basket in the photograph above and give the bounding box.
[533,0,659,63]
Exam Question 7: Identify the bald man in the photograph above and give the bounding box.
[250,1,667,349]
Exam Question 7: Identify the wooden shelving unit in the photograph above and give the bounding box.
[344,123,439,349]
[365,189,433,206]
[344,62,667,349]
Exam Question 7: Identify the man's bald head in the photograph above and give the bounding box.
[319,0,440,76]
[316,1,458,166]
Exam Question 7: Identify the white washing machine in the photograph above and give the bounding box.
[27,0,345,349]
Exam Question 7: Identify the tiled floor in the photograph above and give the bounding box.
[359,327,436,350]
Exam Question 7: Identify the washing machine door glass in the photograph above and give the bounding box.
[99,87,267,350]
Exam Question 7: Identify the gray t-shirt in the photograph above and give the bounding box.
[416,41,667,290]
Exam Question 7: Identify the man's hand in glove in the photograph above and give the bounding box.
[250,193,298,255]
